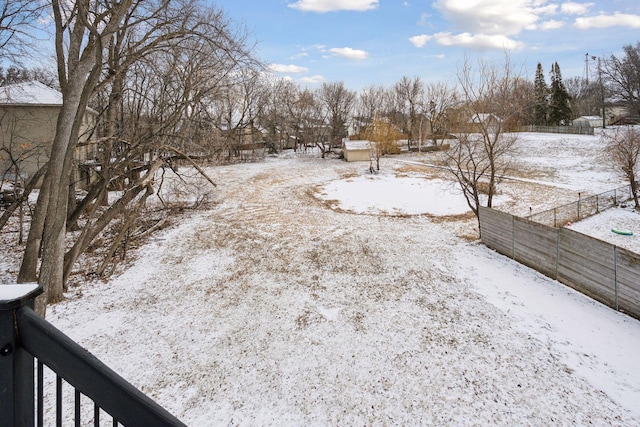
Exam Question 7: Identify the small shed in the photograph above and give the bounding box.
[572,115,602,128]
[342,139,371,162]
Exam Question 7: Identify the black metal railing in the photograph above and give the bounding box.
[1,284,186,427]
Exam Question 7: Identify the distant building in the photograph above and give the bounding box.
[0,81,99,188]
[572,116,603,128]
[468,113,502,134]
[607,104,640,126]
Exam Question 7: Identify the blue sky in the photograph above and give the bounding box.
[215,0,640,90]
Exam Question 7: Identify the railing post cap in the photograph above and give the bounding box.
[0,284,43,310]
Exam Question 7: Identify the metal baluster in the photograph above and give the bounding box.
[37,361,44,427]
[75,389,81,427]
[56,375,63,427]
[94,402,100,427]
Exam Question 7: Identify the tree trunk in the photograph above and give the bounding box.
[630,174,640,210]
[0,165,46,232]
[18,174,50,284]
[39,80,86,305]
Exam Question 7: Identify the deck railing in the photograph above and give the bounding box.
[0,284,186,427]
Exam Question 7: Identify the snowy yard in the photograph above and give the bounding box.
[4,132,640,425]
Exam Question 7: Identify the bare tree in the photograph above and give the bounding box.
[393,76,423,151]
[211,68,264,160]
[509,77,536,126]
[445,56,521,222]
[354,84,391,137]
[602,126,640,209]
[16,0,257,314]
[0,66,58,87]
[421,81,458,147]
[565,76,601,118]
[18,0,135,312]
[604,42,640,117]
[0,0,46,62]
[62,1,256,283]
[319,81,355,157]
[257,76,291,151]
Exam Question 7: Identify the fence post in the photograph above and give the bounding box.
[512,214,516,258]
[578,192,581,219]
[556,227,561,280]
[614,249,619,311]
[0,284,42,426]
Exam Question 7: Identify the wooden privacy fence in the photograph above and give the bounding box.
[479,206,640,320]
[513,125,595,136]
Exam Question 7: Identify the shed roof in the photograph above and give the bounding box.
[343,140,371,151]
[574,115,601,121]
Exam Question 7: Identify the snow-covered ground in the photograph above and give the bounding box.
[570,206,640,253]
[5,132,640,425]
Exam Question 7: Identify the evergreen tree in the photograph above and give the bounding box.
[533,62,548,125]
[548,62,572,125]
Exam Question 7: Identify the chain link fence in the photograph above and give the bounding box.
[527,185,633,227]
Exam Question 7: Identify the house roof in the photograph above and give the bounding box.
[469,113,502,124]
[0,81,63,106]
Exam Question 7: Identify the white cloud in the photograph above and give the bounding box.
[288,0,378,13]
[561,2,593,15]
[269,64,309,73]
[574,13,640,29]
[299,75,326,85]
[329,47,368,60]
[409,35,433,48]
[410,31,523,50]
[539,19,565,30]
[433,0,556,36]
[433,32,524,50]
[418,13,431,26]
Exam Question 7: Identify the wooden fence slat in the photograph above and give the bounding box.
[479,206,640,320]
[513,217,557,277]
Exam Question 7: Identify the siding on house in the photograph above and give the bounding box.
[0,82,98,187]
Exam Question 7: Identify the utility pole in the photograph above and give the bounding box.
[592,55,606,128]
[585,52,590,85]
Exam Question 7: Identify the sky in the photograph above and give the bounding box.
[214,0,640,90]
